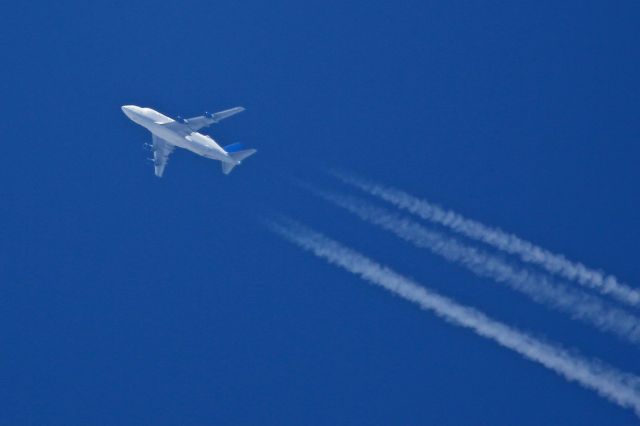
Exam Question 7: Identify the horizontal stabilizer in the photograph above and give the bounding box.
[229,148,256,163]
[221,148,257,175]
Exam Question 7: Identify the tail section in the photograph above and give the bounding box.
[221,143,257,175]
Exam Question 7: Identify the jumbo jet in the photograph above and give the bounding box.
[121,105,256,177]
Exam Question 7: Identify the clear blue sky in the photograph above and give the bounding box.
[2,1,640,424]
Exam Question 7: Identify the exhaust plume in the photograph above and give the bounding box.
[331,171,640,308]
[318,191,640,345]
[268,219,640,417]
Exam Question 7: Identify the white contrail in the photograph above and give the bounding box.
[317,192,640,345]
[331,171,640,308]
[268,219,640,417]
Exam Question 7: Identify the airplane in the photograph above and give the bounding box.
[121,105,256,177]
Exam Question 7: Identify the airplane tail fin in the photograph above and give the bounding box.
[221,143,257,175]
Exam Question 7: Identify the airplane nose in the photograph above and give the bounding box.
[121,105,136,119]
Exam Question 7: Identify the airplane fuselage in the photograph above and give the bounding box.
[121,105,236,164]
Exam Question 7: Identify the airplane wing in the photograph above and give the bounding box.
[184,107,245,131]
[152,135,175,177]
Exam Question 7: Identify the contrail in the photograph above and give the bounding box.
[331,171,640,308]
[268,218,640,417]
[316,191,640,346]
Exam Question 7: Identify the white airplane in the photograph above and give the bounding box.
[121,105,256,177]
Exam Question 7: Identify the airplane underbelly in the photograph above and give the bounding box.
[150,126,184,147]
[187,141,228,161]
[149,125,228,161]
[184,135,228,161]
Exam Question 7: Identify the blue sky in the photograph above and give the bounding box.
[2,1,640,424]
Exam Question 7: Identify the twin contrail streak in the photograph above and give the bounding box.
[332,171,640,308]
[268,219,640,417]
[317,192,640,345]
